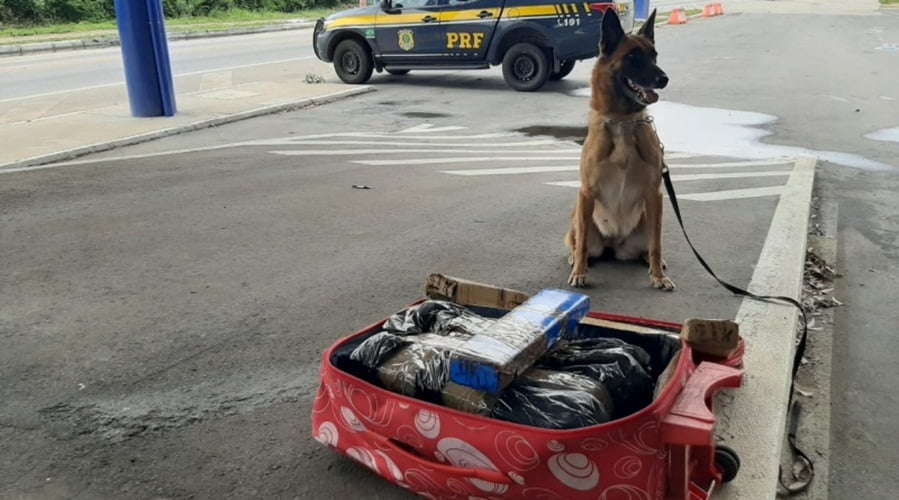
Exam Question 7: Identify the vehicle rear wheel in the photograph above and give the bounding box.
[502,42,550,92]
[549,59,576,80]
[386,69,410,76]
[333,39,373,84]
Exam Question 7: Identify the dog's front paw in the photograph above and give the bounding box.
[568,270,588,287]
[651,274,676,291]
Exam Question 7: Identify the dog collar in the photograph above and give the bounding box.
[601,115,654,126]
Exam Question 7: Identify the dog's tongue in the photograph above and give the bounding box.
[644,88,659,104]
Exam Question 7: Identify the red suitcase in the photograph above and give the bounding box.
[312,306,742,500]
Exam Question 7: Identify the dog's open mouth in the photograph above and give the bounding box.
[625,78,659,105]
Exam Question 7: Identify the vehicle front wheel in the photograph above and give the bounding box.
[333,39,373,84]
[386,69,410,76]
[502,42,550,92]
[549,60,576,80]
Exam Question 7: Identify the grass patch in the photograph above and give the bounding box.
[0,7,347,40]
[880,0,899,5]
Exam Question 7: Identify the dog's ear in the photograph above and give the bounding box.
[600,8,625,56]
[637,9,656,43]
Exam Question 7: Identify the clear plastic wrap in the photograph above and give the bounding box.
[538,337,654,419]
[382,300,494,335]
[491,369,615,429]
[350,331,470,399]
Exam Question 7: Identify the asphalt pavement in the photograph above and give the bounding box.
[1,1,898,499]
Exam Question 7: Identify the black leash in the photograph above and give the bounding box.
[661,163,814,494]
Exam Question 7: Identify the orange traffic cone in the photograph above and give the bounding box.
[668,8,688,24]
[702,4,715,16]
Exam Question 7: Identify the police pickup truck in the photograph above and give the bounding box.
[312,0,633,91]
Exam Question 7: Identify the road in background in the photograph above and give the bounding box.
[0,30,314,100]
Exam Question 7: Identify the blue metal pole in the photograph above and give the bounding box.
[114,0,176,117]
[147,0,176,116]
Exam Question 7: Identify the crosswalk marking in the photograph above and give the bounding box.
[666,171,791,181]
[355,152,699,166]
[255,123,797,204]
[269,148,583,156]
[544,182,786,201]
[354,157,579,165]
[657,160,795,169]
[444,166,578,175]
[285,139,561,147]
[676,186,785,201]
[444,169,792,179]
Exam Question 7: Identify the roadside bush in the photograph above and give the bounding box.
[1,0,45,24]
[1,0,342,25]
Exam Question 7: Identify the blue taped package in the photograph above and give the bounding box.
[449,289,590,394]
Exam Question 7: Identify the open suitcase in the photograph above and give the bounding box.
[312,280,743,500]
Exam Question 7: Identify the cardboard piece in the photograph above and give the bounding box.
[448,289,590,394]
[426,274,530,310]
[579,316,678,337]
[680,318,739,357]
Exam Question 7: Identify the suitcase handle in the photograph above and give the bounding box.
[660,361,742,446]
[367,431,513,485]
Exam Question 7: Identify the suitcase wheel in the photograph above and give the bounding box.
[715,444,741,483]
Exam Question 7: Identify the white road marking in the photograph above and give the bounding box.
[397,123,466,133]
[246,132,519,145]
[543,183,787,201]
[451,169,790,179]
[355,157,580,165]
[284,139,561,147]
[0,56,315,104]
[674,186,786,201]
[668,171,791,181]
[269,149,582,156]
[663,160,796,169]
[445,166,578,175]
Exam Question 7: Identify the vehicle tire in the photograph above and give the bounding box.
[333,39,373,84]
[549,59,576,80]
[714,445,741,483]
[502,42,551,92]
[386,69,410,76]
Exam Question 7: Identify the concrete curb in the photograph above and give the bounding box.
[0,86,374,174]
[0,20,315,58]
[787,187,837,500]
[712,156,818,499]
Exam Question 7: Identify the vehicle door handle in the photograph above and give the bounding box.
[422,15,437,22]
[477,10,493,18]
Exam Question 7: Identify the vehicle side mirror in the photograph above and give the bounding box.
[381,0,401,13]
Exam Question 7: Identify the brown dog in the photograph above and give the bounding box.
[565,8,674,291]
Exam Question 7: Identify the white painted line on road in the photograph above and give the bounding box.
[545,180,582,188]
[269,149,582,156]
[445,166,577,175]
[668,171,790,181]
[398,124,466,133]
[666,159,795,169]
[284,139,561,147]
[356,156,580,165]
[246,132,518,145]
[716,157,817,498]
[543,183,786,201]
[447,170,790,179]
[675,186,784,201]
[663,152,701,160]
[0,56,315,104]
